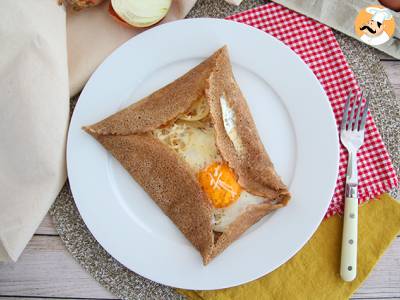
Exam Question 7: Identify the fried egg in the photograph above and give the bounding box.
[213,191,264,232]
[153,96,265,232]
[198,162,264,232]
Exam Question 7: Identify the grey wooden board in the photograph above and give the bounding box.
[0,296,113,300]
[3,35,400,300]
[36,214,58,236]
[0,236,115,299]
[0,298,116,300]
[0,233,399,299]
[381,61,400,97]
[0,298,110,300]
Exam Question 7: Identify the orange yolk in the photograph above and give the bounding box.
[198,162,241,208]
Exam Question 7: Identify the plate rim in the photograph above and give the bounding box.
[67,18,339,290]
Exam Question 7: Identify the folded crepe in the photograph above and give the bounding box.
[84,46,291,264]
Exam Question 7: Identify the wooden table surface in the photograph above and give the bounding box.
[0,55,399,300]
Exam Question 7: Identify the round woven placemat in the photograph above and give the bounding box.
[51,1,400,299]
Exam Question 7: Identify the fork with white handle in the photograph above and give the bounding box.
[339,91,368,282]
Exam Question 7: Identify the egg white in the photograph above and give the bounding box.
[154,98,266,232]
[213,191,264,232]
[220,95,243,153]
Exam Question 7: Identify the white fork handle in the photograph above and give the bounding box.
[340,197,358,281]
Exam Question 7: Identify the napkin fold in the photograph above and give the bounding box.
[179,194,400,299]
[273,0,400,59]
[0,0,196,262]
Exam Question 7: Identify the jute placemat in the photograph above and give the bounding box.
[51,1,400,299]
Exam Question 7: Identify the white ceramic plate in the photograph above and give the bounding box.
[67,18,339,290]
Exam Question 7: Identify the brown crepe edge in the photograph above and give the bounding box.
[205,46,291,204]
[83,46,291,265]
[206,203,284,264]
[84,131,215,261]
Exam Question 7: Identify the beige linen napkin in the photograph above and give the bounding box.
[0,0,196,262]
[0,0,69,261]
[273,0,400,59]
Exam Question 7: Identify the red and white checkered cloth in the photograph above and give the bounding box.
[227,3,398,218]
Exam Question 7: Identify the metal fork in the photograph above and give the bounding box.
[339,91,368,282]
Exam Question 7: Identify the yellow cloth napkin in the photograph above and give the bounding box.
[179,194,400,299]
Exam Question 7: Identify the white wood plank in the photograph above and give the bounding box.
[0,298,95,300]
[0,298,111,300]
[353,298,400,300]
[381,61,400,99]
[0,236,116,299]
[35,214,58,236]
[352,237,400,299]
[0,298,54,300]
[0,235,399,299]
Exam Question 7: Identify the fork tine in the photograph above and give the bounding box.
[359,97,369,130]
[348,93,358,130]
[354,91,364,131]
[340,92,352,131]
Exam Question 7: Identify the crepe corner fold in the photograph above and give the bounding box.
[83,46,290,264]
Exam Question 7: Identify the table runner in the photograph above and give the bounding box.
[227,3,398,217]
[272,0,400,60]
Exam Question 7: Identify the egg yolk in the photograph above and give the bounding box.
[198,162,241,208]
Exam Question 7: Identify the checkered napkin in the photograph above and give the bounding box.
[226,3,398,218]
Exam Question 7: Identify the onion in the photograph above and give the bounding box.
[110,0,172,28]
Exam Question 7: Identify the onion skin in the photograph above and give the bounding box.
[59,0,105,11]
[108,2,132,28]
